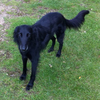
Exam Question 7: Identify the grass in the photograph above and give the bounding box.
[0,0,100,99]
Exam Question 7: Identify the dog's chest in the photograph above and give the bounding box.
[26,53,32,60]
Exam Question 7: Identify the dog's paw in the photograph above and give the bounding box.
[56,53,61,57]
[26,84,33,91]
[48,48,54,53]
[20,74,26,80]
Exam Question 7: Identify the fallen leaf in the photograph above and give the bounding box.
[79,76,81,79]
[49,64,52,68]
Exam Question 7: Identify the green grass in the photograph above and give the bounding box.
[0,0,100,99]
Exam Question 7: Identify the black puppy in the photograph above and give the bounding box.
[13,10,89,90]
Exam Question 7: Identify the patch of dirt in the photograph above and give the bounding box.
[0,4,12,25]
[0,2,34,42]
[0,3,13,42]
[0,2,28,42]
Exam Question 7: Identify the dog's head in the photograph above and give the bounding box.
[13,25,34,52]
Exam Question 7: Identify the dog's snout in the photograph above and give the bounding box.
[20,46,28,52]
[21,47,26,51]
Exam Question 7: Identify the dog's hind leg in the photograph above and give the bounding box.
[48,36,56,53]
[56,31,64,57]
[56,35,64,57]
[56,25,66,57]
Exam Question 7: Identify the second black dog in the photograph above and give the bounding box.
[13,10,89,90]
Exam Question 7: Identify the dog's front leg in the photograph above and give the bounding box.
[20,56,28,80]
[26,59,38,90]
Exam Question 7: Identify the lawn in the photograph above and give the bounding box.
[0,0,100,100]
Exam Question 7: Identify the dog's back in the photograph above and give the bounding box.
[34,12,65,28]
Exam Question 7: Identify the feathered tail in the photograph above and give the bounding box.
[66,10,89,29]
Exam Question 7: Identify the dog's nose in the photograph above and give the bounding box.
[20,46,26,52]
[20,46,28,52]
[21,47,26,51]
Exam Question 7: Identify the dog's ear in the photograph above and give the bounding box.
[13,26,20,43]
[28,26,33,34]
[32,27,38,34]
[32,27,40,42]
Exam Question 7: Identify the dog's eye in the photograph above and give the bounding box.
[19,33,22,37]
[26,33,30,37]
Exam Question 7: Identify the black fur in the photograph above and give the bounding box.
[13,10,89,90]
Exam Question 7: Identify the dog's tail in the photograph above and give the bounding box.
[66,10,89,29]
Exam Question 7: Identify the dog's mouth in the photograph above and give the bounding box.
[20,45,28,52]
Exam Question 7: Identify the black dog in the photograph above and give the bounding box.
[13,10,89,90]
